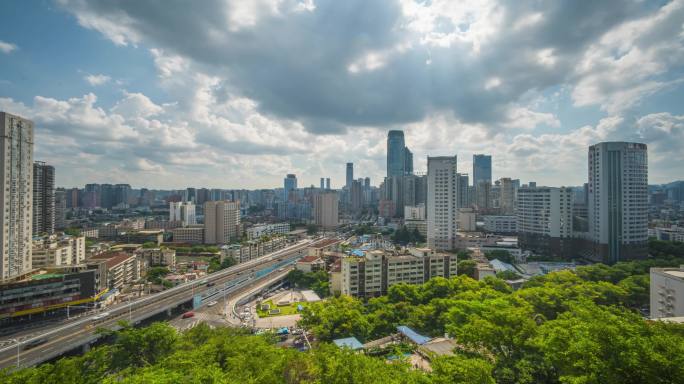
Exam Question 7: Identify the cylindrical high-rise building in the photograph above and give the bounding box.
[588,142,648,263]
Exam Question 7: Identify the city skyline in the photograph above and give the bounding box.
[1,1,684,189]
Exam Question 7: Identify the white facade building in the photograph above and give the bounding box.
[1,112,34,281]
[31,234,86,268]
[169,201,196,226]
[517,186,573,238]
[650,266,684,319]
[427,156,459,250]
[246,223,290,240]
[341,248,458,297]
[588,142,648,263]
[404,204,426,220]
[483,215,518,233]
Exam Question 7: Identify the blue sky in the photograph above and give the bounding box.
[1,0,683,188]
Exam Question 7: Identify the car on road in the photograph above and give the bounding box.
[207,301,218,307]
[206,282,215,287]
[182,311,195,319]
[92,312,110,321]
[24,338,48,350]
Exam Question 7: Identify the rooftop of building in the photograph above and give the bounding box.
[31,273,63,281]
[652,267,684,280]
[419,338,458,357]
[664,270,684,279]
[397,325,431,345]
[333,337,364,350]
[298,255,323,263]
[90,252,134,268]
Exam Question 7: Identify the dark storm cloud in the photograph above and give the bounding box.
[58,0,655,133]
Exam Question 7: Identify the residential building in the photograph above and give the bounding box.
[405,219,427,238]
[341,248,457,297]
[653,226,684,242]
[458,208,476,232]
[169,201,196,226]
[171,226,205,244]
[427,156,459,250]
[246,223,290,240]
[517,186,573,257]
[31,234,86,268]
[296,256,325,273]
[475,180,492,210]
[314,192,339,229]
[221,236,287,263]
[137,248,176,268]
[204,200,240,244]
[54,189,66,230]
[588,142,648,263]
[346,163,354,190]
[1,112,34,282]
[89,253,142,290]
[404,204,426,220]
[498,177,516,215]
[650,266,684,319]
[33,161,55,235]
[457,173,470,208]
[483,215,518,234]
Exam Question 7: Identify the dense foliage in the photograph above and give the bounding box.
[2,323,487,384]
[300,257,684,384]
[208,256,237,273]
[391,226,425,245]
[286,269,330,298]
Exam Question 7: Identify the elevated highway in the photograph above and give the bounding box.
[0,238,324,369]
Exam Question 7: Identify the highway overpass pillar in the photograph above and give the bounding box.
[82,343,90,353]
[166,308,172,316]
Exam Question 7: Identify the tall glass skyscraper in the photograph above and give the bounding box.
[346,163,353,189]
[387,130,414,178]
[283,174,297,200]
[472,154,492,185]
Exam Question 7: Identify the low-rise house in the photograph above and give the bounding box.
[296,256,325,272]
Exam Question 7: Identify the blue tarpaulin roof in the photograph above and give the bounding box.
[333,337,364,350]
[351,249,365,257]
[396,325,431,345]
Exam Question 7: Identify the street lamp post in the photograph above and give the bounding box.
[223,281,227,317]
[9,338,20,368]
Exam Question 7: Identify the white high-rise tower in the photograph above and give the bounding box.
[1,112,34,281]
[427,156,459,250]
[588,142,648,263]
